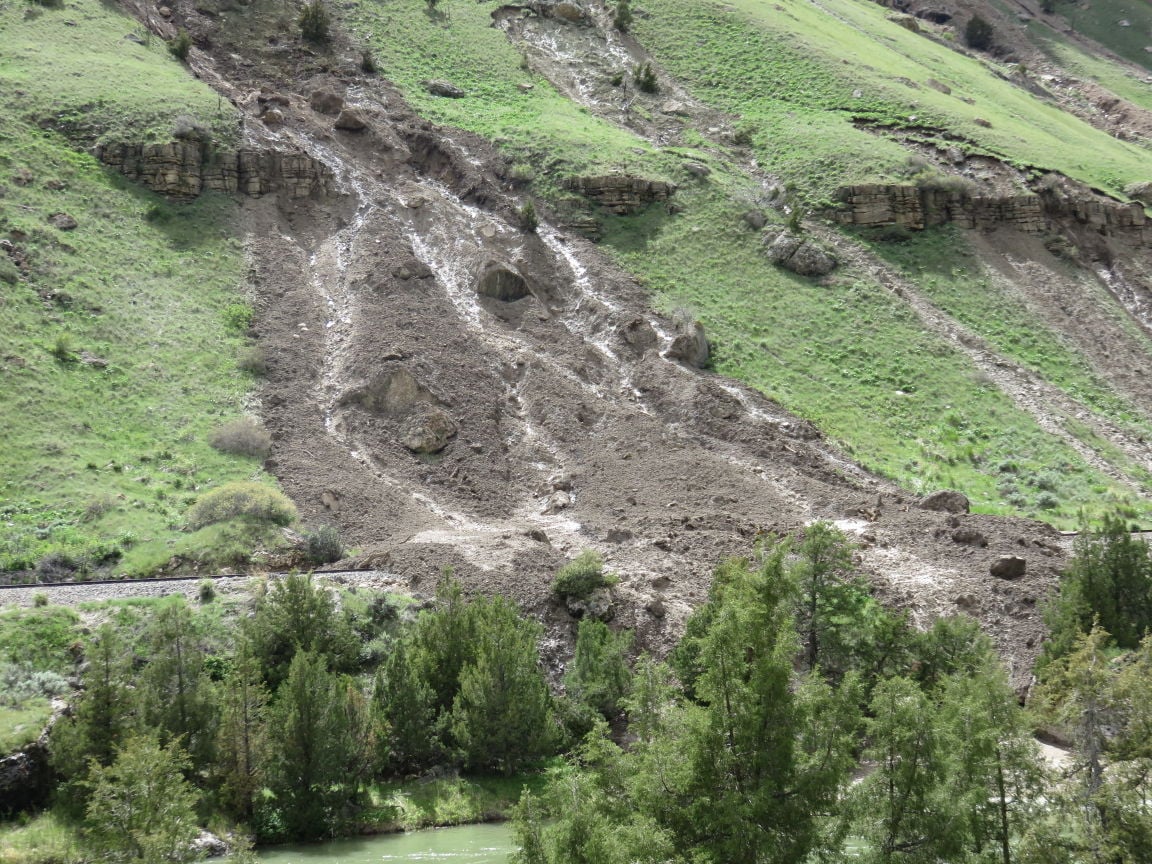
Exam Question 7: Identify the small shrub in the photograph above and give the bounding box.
[0,258,20,285]
[1036,491,1060,511]
[32,593,49,608]
[360,49,378,74]
[237,346,268,376]
[552,550,618,601]
[49,333,75,363]
[298,0,330,44]
[28,0,63,8]
[506,163,536,184]
[613,0,632,32]
[198,579,216,604]
[223,303,254,333]
[965,15,994,51]
[185,481,297,530]
[168,30,193,62]
[634,62,658,94]
[36,552,78,581]
[609,72,624,88]
[305,525,344,565]
[209,418,272,459]
[518,199,538,233]
[171,114,210,141]
[731,122,757,146]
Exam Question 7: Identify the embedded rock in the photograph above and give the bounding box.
[423,79,467,98]
[990,555,1027,579]
[763,229,838,276]
[400,407,458,454]
[919,489,971,514]
[93,141,334,200]
[952,527,988,547]
[47,213,77,230]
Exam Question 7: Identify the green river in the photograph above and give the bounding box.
[257,823,515,864]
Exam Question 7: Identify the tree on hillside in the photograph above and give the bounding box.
[84,735,201,864]
[373,635,438,774]
[51,624,137,812]
[214,637,269,823]
[246,573,359,689]
[564,618,633,719]
[139,598,218,769]
[264,651,371,839]
[451,597,554,775]
[409,574,478,716]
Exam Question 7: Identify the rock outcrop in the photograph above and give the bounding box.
[832,183,1150,239]
[94,141,334,200]
[763,229,838,276]
[565,175,676,215]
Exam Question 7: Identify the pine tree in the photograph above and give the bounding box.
[373,636,438,774]
[84,735,201,864]
[140,598,218,769]
[450,597,554,775]
[564,619,633,718]
[214,638,269,822]
[265,652,370,839]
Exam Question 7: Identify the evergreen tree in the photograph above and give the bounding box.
[140,598,218,769]
[450,597,554,775]
[247,573,359,689]
[51,624,137,811]
[264,652,370,839]
[409,574,477,716]
[214,638,269,822]
[564,619,633,718]
[84,735,201,864]
[373,635,438,774]
[793,521,870,673]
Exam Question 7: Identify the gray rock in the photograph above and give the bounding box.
[742,209,767,230]
[763,229,837,276]
[645,597,666,618]
[334,109,367,131]
[543,491,571,514]
[47,212,77,230]
[684,161,711,178]
[189,830,229,859]
[919,489,970,514]
[618,317,659,354]
[666,321,710,368]
[661,100,692,117]
[400,407,458,454]
[261,108,285,126]
[423,79,466,98]
[309,88,344,115]
[567,586,614,620]
[990,555,1026,580]
[951,527,988,547]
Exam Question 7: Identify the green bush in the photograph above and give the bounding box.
[209,418,272,459]
[168,30,193,62]
[197,579,216,604]
[305,525,344,565]
[222,303,254,333]
[518,199,538,233]
[552,550,618,601]
[237,346,268,376]
[298,0,331,44]
[360,50,378,74]
[634,62,658,94]
[185,482,297,530]
[965,15,994,51]
[613,0,633,32]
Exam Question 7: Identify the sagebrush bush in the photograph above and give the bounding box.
[0,662,70,708]
[209,418,272,459]
[305,525,345,565]
[519,199,538,233]
[237,346,268,376]
[613,0,632,32]
[185,482,297,530]
[299,0,331,44]
[634,62,658,94]
[222,302,254,333]
[198,579,216,604]
[360,50,378,74]
[552,550,618,600]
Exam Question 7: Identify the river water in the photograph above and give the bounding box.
[257,823,515,864]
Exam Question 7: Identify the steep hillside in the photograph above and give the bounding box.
[7,0,1152,682]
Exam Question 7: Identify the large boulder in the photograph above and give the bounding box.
[476,262,531,301]
[919,489,970,514]
[334,109,367,131]
[990,556,1027,580]
[309,89,344,115]
[423,79,466,98]
[666,321,710,368]
[763,229,837,276]
[400,407,458,454]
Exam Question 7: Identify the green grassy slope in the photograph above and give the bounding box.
[0,0,276,578]
[349,0,1152,525]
